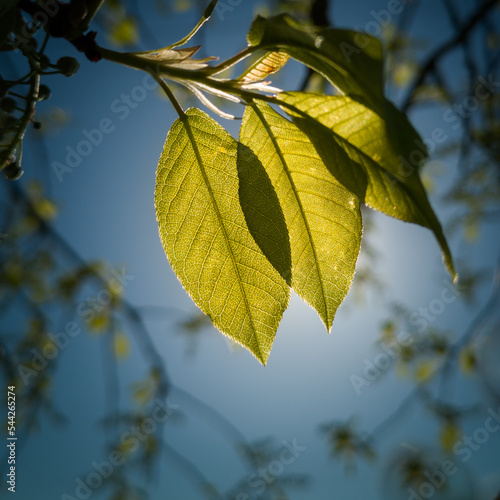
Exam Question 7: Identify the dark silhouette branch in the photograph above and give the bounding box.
[402,0,499,111]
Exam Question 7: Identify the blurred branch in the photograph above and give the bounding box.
[171,384,248,447]
[161,439,224,500]
[363,250,500,446]
[3,179,256,490]
[402,0,499,111]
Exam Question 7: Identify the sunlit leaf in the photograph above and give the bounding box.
[135,45,198,61]
[235,161,291,287]
[239,52,290,84]
[132,46,217,70]
[155,108,290,363]
[240,102,362,331]
[247,15,425,151]
[246,16,454,273]
[247,14,385,109]
[279,92,456,279]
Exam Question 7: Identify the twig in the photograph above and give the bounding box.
[402,0,499,111]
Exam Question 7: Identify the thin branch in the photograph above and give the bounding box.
[402,0,499,111]
[367,250,500,442]
[171,384,248,448]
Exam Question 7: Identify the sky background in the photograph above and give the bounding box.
[2,0,500,499]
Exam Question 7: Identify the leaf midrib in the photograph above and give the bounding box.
[182,113,264,361]
[251,103,331,328]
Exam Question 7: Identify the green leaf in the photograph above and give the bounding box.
[130,45,217,71]
[238,51,290,84]
[155,108,289,364]
[246,14,423,158]
[247,14,384,110]
[237,143,292,284]
[278,92,456,280]
[240,102,362,331]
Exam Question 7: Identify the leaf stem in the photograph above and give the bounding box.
[97,45,317,124]
[77,0,107,33]
[206,46,259,76]
[152,74,185,117]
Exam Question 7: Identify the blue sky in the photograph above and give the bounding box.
[2,0,500,499]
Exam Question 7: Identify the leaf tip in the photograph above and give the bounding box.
[258,354,269,366]
[251,341,271,365]
[443,252,458,284]
[239,338,270,365]
[318,310,334,334]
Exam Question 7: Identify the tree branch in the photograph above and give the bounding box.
[402,0,499,111]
